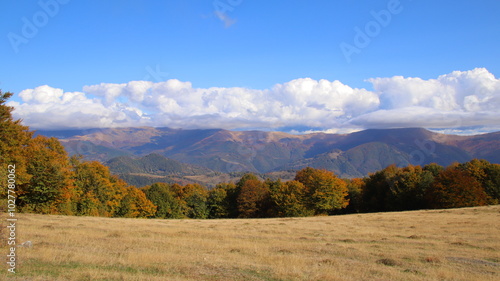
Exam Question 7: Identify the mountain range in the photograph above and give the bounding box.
[37,127,500,186]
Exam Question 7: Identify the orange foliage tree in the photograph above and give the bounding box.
[236,174,271,218]
[72,160,155,218]
[426,166,488,209]
[116,184,156,218]
[0,91,34,204]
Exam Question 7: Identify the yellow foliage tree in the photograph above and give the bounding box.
[270,180,313,217]
[117,185,156,218]
[0,91,33,204]
[295,167,349,215]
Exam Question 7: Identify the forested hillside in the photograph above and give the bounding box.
[2,90,500,220]
[0,91,155,217]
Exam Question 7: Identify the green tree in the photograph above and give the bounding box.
[423,163,444,177]
[483,163,500,204]
[362,165,396,212]
[17,136,77,214]
[362,164,435,212]
[207,183,238,218]
[343,178,364,213]
[143,183,183,218]
[184,184,209,219]
[171,183,209,219]
[386,165,435,210]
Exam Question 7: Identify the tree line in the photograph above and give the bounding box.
[1,90,499,219]
[142,160,499,219]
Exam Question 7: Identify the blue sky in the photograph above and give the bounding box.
[1,0,500,134]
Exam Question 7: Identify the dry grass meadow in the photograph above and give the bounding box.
[1,205,499,281]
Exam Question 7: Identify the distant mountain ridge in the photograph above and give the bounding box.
[38,127,500,180]
[106,153,213,176]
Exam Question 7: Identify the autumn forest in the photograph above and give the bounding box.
[1,90,499,219]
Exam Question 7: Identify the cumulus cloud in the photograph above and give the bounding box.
[8,68,500,134]
[368,68,500,111]
[11,86,149,129]
[356,68,500,131]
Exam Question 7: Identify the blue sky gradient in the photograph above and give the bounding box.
[1,0,500,133]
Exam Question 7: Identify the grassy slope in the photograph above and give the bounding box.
[1,206,499,281]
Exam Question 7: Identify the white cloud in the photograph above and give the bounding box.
[19,85,64,104]
[358,68,500,131]
[368,68,500,112]
[8,68,500,134]
[11,86,150,129]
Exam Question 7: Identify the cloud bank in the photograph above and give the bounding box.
[9,68,500,134]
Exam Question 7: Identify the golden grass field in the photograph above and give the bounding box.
[1,205,499,281]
